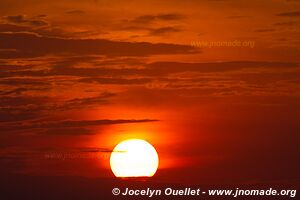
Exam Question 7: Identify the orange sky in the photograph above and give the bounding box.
[0,0,299,185]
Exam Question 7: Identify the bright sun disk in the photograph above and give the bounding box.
[110,139,159,177]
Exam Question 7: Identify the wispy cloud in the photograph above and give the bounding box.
[276,11,300,17]
[0,119,159,136]
[2,15,48,27]
[0,32,196,59]
[130,13,185,24]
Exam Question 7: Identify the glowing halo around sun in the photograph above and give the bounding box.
[110,139,159,178]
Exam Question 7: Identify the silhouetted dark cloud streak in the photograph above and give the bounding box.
[149,26,182,36]
[131,13,185,24]
[2,61,299,80]
[0,32,196,58]
[276,11,300,17]
[3,15,48,27]
[0,119,159,133]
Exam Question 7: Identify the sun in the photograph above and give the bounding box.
[110,139,159,178]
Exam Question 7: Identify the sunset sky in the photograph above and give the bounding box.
[0,0,299,198]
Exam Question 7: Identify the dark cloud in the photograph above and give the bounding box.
[0,32,196,59]
[0,92,115,122]
[0,23,29,32]
[145,61,300,74]
[3,15,26,23]
[0,119,159,134]
[273,20,300,26]
[29,20,48,27]
[31,119,159,129]
[131,13,185,24]
[0,92,117,123]
[0,23,75,38]
[62,93,115,109]
[41,128,94,136]
[1,61,298,125]
[154,13,185,20]
[0,88,27,95]
[0,78,50,86]
[149,26,182,36]
[78,147,114,153]
[79,77,152,85]
[1,61,299,81]
[3,15,48,27]
[119,13,186,35]
[0,96,48,108]
[0,110,39,122]
[276,11,300,17]
[0,95,49,122]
